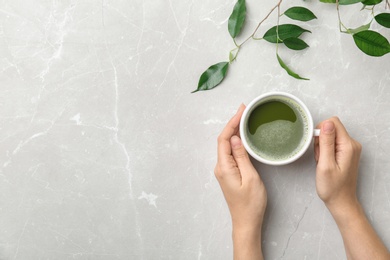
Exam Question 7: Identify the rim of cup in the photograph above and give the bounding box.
[239,92,314,166]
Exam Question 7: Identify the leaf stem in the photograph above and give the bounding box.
[233,38,239,48]
[336,0,348,33]
[276,2,282,53]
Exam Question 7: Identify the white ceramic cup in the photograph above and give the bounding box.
[240,92,320,166]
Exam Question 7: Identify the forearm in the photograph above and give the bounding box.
[329,202,390,260]
[232,227,263,260]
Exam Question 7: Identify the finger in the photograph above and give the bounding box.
[314,121,323,163]
[235,104,245,138]
[217,104,246,165]
[318,120,337,166]
[219,104,245,141]
[230,135,258,181]
[314,135,320,163]
[329,116,350,143]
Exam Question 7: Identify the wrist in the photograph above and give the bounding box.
[232,222,262,247]
[231,214,263,233]
[233,225,262,242]
[326,199,365,228]
[232,226,263,260]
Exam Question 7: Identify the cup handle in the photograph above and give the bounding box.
[314,129,321,137]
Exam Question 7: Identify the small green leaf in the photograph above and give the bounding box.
[228,0,246,38]
[353,30,390,57]
[283,37,310,50]
[229,52,234,62]
[361,0,382,5]
[320,0,363,4]
[284,7,317,21]
[263,24,311,43]
[229,48,239,62]
[375,13,390,28]
[193,62,229,93]
[276,54,309,80]
[347,22,371,34]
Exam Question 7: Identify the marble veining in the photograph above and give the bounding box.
[0,0,389,259]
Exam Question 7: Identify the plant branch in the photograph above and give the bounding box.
[237,0,283,47]
[251,0,283,38]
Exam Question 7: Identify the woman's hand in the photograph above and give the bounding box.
[315,117,389,259]
[215,104,267,260]
[314,116,362,213]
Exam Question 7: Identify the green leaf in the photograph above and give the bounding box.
[347,22,371,34]
[228,0,246,38]
[284,7,317,21]
[320,0,363,4]
[229,52,234,63]
[193,62,229,93]
[361,0,382,5]
[353,30,390,57]
[263,24,311,43]
[229,48,239,62]
[375,13,390,28]
[283,37,310,50]
[276,54,309,80]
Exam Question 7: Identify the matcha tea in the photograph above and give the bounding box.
[247,99,307,161]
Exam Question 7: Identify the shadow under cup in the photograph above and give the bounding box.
[240,92,315,166]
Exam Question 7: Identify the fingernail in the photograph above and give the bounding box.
[236,103,244,113]
[230,135,242,149]
[323,121,335,134]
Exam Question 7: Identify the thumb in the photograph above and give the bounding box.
[230,135,256,176]
[318,120,337,166]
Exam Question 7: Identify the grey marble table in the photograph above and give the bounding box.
[1,1,389,259]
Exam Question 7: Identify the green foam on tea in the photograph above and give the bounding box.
[247,99,306,161]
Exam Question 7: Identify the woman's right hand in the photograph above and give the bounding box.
[314,116,362,214]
